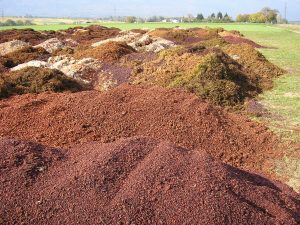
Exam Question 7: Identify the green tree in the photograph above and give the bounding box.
[196,13,204,21]
[16,20,24,26]
[217,12,223,20]
[5,19,17,26]
[211,13,216,19]
[223,13,231,22]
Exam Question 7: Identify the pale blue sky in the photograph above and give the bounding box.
[0,0,299,20]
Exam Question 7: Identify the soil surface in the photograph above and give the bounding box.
[0,136,299,225]
[0,26,283,108]
[0,84,278,172]
[74,41,136,62]
[0,29,56,45]
[223,35,264,48]
[61,25,120,45]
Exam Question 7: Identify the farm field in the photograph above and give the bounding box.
[0,16,100,26]
[0,21,282,31]
[1,22,300,223]
[236,24,300,190]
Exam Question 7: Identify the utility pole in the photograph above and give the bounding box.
[284,1,287,21]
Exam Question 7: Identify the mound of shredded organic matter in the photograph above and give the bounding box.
[224,44,285,89]
[149,27,234,45]
[0,40,30,56]
[132,47,258,106]
[0,84,278,172]
[219,30,244,37]
[223,36,264,48]
[0,29,55,45]
[51,47,74,57]
[130,28,148,34]
[62,25,120,45]
[0,63,8,74]
[0,136,299,224]
[74,41,136,61]
[0,46,49,68]
[96,63,133,91]
[0,67,82,98]
[149,28,203,45]
[167,51,257,106]
[35,38,66,53]
[91,31,142,47]
[193,37,229,48]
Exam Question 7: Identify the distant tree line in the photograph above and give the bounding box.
[236,7,284,23]
[124,16,174,23]
[102,7,286,24]
[107,13,233,24]
[0,19,34,26]
[195,12,232,22]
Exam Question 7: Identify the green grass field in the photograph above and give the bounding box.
[0,22,279,31]
[242,25,300,190]
[1,22,300,189]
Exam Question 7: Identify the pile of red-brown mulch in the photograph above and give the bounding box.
[61,25,121,45]
[0,29,56,45]
[223,35,264,48]
[0,46,50,68]
[0,136,299,224]
[74,41,136,62]
[0,84,278,172]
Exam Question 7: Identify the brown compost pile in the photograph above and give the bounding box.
[0,25,293,225]
[0,137,299,225]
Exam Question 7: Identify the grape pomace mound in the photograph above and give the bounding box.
[0,137,299,224]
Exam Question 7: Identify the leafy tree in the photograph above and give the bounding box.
[236,14,250,22]
[187,14,194,22]
[249,12,267,23]
[196,13,204,21]
[5,19,17,26]
[223,13,231,22]
[147,16,164,22]
[16,20,24,26]
[136,17,145,23]
[158,16,165,21]
[211,13,216,19]
[261,7,278,23]
[236,8,278,23]
[24,20,33,25]
[217,12,223,20]
[125,16,136,23]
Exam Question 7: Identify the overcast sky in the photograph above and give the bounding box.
[0,0,299,21]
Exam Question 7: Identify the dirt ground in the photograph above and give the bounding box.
[1,136,299,224]
[0,26,284,107]
[0,84,279,173]
[0,25,297,224]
